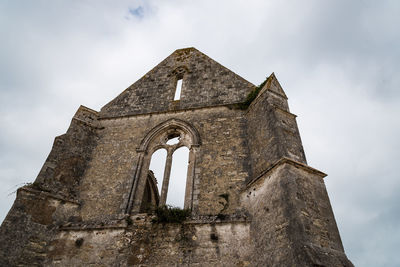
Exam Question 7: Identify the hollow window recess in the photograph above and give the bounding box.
[174,79,183,100]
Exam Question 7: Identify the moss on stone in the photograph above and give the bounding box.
[235,76,269,110]
[152,205,190,224]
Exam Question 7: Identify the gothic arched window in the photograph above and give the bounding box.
[126,119,200,214]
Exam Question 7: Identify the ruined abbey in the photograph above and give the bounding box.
[0,48,353,266]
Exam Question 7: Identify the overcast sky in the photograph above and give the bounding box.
[1,1,399,266]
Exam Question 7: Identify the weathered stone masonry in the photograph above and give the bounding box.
[0,47,353,266]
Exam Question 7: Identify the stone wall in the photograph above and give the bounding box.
[46,215,252,266]
[0,188,79,266]
[34,106,100,200]
[246,75,306,183]
[79,106,251,221]
[241,159,352,266]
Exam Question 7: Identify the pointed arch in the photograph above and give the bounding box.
[137,118,201,152]
[126,118,201,214]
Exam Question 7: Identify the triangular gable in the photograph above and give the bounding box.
[100,48,255,118]
[261,72,287,99]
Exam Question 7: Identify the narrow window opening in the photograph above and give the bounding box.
[149,148,167,195]
[166,146,190,208]
[174,79,183,100]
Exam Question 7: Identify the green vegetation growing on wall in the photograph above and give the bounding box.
[152,205,191,224]
[235,76,269,110]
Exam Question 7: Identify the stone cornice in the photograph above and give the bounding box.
[245,157,327,190]
[98,103,246,121]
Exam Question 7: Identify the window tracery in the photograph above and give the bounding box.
[125,119,200,214]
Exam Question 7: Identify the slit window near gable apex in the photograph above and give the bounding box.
[174,79,183,100]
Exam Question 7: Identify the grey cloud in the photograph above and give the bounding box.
[0,1,399,266]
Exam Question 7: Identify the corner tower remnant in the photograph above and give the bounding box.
[0,47,353,266]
